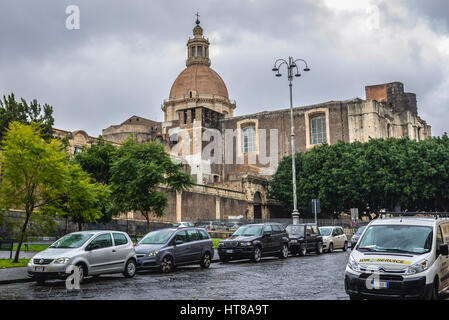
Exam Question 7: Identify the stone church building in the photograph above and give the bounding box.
[57,19,431,223]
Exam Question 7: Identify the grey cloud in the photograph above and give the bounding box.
[0,0,448,136]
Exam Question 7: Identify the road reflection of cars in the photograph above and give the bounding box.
[135,227,213,273]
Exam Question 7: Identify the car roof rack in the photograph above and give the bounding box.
[381,212,449,219]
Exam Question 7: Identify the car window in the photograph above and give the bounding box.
[306,226,313,235]
[272,224,281,233]
[187,229,200,241]
[332,228,338,236]
[312,226,319,234]
[198,230,209,240]
[264,225,273,235]
[113,233,128,246]
[175,230,188,243]
[339,228,345,235]
[279,225,286,233]
[90,233,112,249]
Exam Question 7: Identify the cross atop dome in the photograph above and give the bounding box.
[195,11,200,25]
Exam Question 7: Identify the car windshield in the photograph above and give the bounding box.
[139,229,175,244]
[319,227,332,236]
[286,225,304,235]
[50,233,94,248]
[357,225,433,254]
[233,225,263,237]
[355,226,366,235]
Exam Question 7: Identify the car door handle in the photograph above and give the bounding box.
[112,249,116,252]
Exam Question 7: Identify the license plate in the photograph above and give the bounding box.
[226,249,234,253]
[371,280,389,289]
[34,266,45,272]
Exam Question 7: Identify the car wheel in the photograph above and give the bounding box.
[123,259,137,278]
[328,243,334,253]
[316,242,323,255]
[200,252,212,269]
[343,241,348,252]
[161,256,174,273]
[279,244,289,259]
[251,246,262,262]
[428,279,440,300]
[299,243,307,257]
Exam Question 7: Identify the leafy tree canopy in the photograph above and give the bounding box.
[269,136,449,219]
[109,137,193,231]
[0,94,54,142]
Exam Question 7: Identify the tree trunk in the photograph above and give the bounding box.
[13,211,31,263]
[394,201,401,213]
[146,216,151,232]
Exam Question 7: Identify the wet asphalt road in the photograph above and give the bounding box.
[0,250,352,300]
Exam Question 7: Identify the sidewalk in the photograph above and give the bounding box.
[0,267,31,284]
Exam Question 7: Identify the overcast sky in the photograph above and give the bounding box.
[1,0,448,136]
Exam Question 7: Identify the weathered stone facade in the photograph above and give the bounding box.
[57,20,432,223]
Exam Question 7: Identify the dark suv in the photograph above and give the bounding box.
[286,224,323,256]
[217,223,289,263]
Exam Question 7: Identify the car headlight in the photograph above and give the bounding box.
[239,241,252,246]
[405,259,428,275]
[147,250,159,257]
[348,255,362,272]
[218,242,224,247]
[53,258,71,264]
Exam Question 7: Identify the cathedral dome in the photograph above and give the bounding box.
[169,64,229,99]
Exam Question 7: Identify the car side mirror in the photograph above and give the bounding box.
[86,243,99,251]
[438,243,448,256]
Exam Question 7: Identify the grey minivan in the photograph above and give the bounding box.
[135,227,214,273]
[27,231,137,284]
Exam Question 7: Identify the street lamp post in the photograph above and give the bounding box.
[272,56,310,225]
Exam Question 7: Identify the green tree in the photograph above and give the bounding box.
[74,137,116,184]
[0,122,106,262]
[269,136,449,219]
[0,94,54,142]
[74,137,118,224]
[109,138,193,231]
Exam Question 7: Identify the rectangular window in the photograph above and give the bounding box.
[191,46,196,57]
[310,115,327,145]
[241,126,256,153]
[197,46,202,57]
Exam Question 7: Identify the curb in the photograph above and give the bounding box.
[0,277,33,285]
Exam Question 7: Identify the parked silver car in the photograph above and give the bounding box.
[135,227,214,273]
[27,231,137,284]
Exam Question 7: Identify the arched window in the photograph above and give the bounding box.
[242,125,256,153]
[310,115,327,145]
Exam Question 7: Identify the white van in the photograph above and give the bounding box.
[344,215,449,300]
